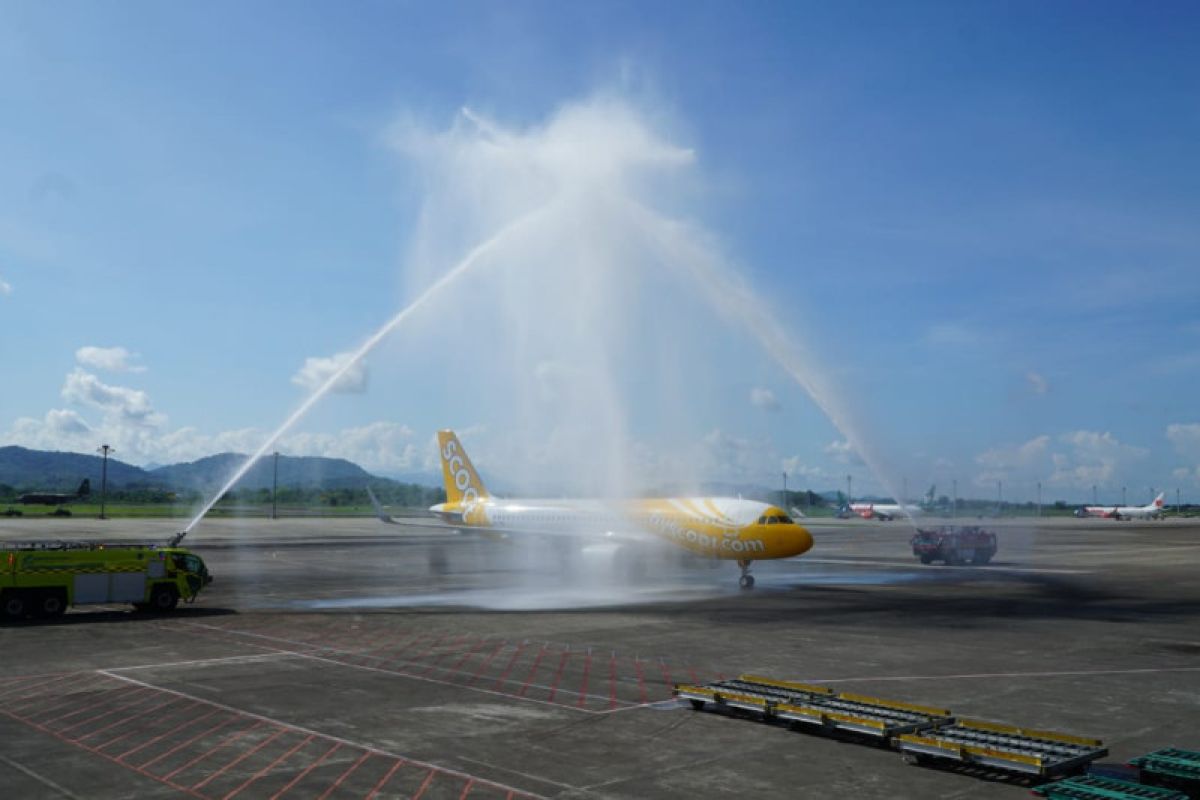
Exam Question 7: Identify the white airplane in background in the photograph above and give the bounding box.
[1076,492,1165,520]
[425,429,814,589]
[846,485,936,521]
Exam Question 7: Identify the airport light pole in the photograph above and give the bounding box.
[952,479,957,518]
[1037,481,1042,518]
[782,471,787,509]
[1177,488,1182,511]
[846,474,852,505]
[997,479,1002,516]
[1122,486,1127,506]
[97,444,113,520]
[1093,484,1098,505]
[272,451,279,521]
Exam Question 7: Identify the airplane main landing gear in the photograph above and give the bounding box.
[738,559,755,590]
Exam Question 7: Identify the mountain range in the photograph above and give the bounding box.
[0,446,393,492]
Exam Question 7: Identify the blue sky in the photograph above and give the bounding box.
[1,1,1198,502]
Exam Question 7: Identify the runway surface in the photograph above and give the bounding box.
[2,515,1198,798]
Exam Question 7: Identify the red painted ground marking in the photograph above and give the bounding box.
[459,778,475,800]
[268,741,342,800]
[161,719,266,782]
[222,733,315,800]
[0,672,78,702]
[360,630,420,668]
[492,641,527,691]
[411,768,437,800]
[376,632,429,672]
[633,657,648,704]
[412,632,450,669]
[41,685,142,727]
[315,750,371,800]
[64,690,163,739]
[608,652,618,710]
[116,706,223,762]
[658,660,674,697]
[21,682,109,721]
[445,636,490,678]
[7,677,98,715]
[546,647,571,704]
[137,712,241,771]
[192,726,287,790]
[516,643,549,697]
[0,708,211,800]
[575,649,592,709]
[466,640,508,686]
[422,634,471,677]
[93,697,195,753]
[364,757,405,800]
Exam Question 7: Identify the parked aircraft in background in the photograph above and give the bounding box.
[18,479,91,506]
[841,485,936,521]
[427,430,814,589]
[1075,492,1165,520]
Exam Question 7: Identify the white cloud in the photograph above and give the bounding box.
[1167,423,1200,487]
[0,276,11,296]
[1049,430,1148,488]
[823,439,863,466]
[75,346,146,373]
[283,422,418,472]
[61,368,163,426]
[750,387,780,411]
[1026,371,1049,395]
[291,351,368,394]
[974,431,1147,490]
[1167,423,1200,458]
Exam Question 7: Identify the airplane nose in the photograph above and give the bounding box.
[791,524,814,556]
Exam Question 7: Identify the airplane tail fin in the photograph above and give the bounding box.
[925,484,936,505]
[366,485,395,523]
[78,478,91,498]
[437,430,489,505]
[1153,492,1165,508]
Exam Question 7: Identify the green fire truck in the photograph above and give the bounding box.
[0,541,212,620]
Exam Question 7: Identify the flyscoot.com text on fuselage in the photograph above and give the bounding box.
[428,430,814,588]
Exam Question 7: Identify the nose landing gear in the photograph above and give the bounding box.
[738,559,755,590]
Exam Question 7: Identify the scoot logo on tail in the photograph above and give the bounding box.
[438,431,488,506]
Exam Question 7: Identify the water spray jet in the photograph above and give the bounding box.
[171,201,559,546]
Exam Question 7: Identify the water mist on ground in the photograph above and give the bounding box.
[188,94,915,603]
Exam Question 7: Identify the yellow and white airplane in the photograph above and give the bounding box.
[428,430,814,589]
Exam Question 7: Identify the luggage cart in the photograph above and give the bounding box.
[1033,774,1189,800]
[674,675,952,741]
[1129,749,1200,797]
[897,718,1106,778]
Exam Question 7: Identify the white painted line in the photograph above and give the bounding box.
[806,665,1200,684]
[0,754,84,800]
[104,652,303,672]
[96,670,544,798]
[803,557,1089,575]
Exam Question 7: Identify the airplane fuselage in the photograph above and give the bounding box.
[430,496,814,561]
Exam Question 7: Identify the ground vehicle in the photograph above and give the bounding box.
[910,526,997,565]
[0,541,212,620]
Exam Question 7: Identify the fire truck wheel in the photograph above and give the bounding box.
[36,590,67,619]
[3,591,31,620]
[972,552,992,565]
[149,584,179,612]
[919,554,934,564]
